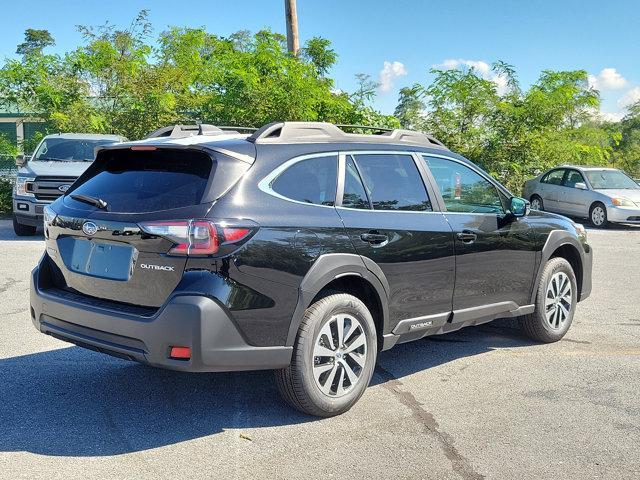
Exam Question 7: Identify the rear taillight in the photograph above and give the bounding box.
[139,219,256,256]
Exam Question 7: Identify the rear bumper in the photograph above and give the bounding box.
[30,265,292,372]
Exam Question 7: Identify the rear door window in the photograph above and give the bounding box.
[342,155,371,209]
[563,170,586,188]
[351,153,432,211]
[541,169,566,185]
[69,149,214,213]
[271,155,337,206]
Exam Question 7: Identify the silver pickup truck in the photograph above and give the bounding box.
[12,133,126,235]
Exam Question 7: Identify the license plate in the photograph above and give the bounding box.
[67,239,134,281]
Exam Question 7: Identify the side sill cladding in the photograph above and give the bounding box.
[285,253,390,348]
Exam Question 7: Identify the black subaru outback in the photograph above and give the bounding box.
[30,122,592,417]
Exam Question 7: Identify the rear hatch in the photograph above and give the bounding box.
[43,146,251,308]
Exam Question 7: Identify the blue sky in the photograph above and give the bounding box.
[2,0,639,119]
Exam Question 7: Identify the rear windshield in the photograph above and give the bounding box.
[69,149,213,213]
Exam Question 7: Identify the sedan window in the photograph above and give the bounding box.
[541,169,566,185]
[564,170,586,188]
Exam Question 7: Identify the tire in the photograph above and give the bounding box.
[530,195,544,211]
[520,257,577,343]
[12,214,37,236]
[275,293,377,417]
[589,202,608,228]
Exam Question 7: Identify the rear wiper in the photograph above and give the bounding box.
[71,194,108,210]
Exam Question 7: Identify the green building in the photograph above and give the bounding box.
[0,103,47,152]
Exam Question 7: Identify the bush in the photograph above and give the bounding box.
[0,178,12,214]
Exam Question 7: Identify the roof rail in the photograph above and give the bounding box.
[336,124,393,134]
[217,126,258,133]
[247,121,446,148]
[145,124,224,139]
[145,124,259,139]
[381,129,445,147]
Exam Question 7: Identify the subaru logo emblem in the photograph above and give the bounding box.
[82,221,98,236]
[58,184,71,193]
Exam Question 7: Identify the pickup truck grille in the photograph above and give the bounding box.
[32,176,77,201]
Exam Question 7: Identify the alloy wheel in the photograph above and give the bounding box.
[312,313,367,397]
[545,271,572,329]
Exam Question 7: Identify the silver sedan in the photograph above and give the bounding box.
[523,165,640,228]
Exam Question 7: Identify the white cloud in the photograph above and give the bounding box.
[378,61,407,93]
[618,86,640,109]
[588,68,628,91]
[434,58,509,95]
[594,110,625,123]
[436,59,491,77]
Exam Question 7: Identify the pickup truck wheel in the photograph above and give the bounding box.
[520,257,577,343]
[275,293,377,417]
[12,215,37,236]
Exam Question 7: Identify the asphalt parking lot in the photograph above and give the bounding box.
[0,219,639,480]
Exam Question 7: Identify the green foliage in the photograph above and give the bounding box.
[16,29,55,57]
[2,14,637,189]
[0,134,19,158]
[301,37,337,76]
[394,86,426,129]
[409,64,634,193]
[0,178,12,214]
[0,13,395,141]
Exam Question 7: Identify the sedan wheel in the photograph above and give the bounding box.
[590,203,608,228]
[530,196,543,211]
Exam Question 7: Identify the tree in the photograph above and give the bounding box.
[394,86,426,130]
[302,37,337,76]
[0,12,396,139]
[16,29,55,57]
[407,64,622,193]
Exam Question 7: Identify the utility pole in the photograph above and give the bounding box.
[284,0,300,55]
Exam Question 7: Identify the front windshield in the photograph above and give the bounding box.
[585,169,639,190]
[33,138,116,162]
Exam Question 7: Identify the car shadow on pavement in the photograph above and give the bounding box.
[372,318,535,385]
[0,320,534,457]
[0,220,43,241]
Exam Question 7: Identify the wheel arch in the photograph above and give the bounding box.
[286,254,390,350]
[532,231,588,303]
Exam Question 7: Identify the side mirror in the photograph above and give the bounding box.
[15,154,30,167]
[574,182,587,190]
[509,196,530,218]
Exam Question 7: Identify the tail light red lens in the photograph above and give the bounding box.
[139,219,255,256]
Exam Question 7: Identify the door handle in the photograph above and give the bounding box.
[456,230,477,244]
[360,231,388,245]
